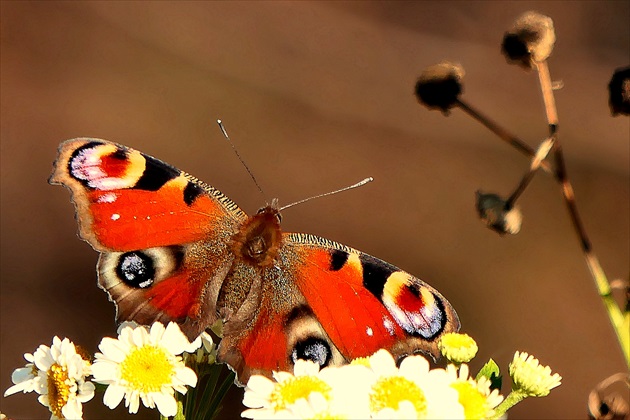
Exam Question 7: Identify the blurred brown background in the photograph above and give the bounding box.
[1,1,628,419]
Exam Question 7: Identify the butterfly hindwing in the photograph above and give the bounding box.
[216,232,459,384]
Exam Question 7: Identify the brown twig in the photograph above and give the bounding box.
[453,59,627,364]
[505,136,556,208]
[535,61,602,276]
[455,98,554,174]
[534,60,627,365]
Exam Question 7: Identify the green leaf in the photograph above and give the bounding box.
[205,371,236,420]
[476,358,503,391]
[195,363,229,419]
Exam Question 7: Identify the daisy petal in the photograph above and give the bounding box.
[154,392,178,417]
[103,384,125,409]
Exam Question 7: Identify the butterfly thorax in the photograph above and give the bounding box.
[231,205,282,267]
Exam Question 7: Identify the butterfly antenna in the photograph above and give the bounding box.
[279,177,374,212]
[217,119,267,201]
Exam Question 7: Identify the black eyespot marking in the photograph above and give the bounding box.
[291,337,331,368]
[360,254,398,301]
[67,141,106,186]
[116,252,155,289]
[133,155,180,191]
[329,249,348,271]
[183,181,204,206]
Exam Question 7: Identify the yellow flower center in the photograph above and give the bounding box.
[47,363,70,419]
[269,376,331,411]
[451,381,488,419]
[120,345,174,393]
[370,376,427,417]
[350,357,370,367]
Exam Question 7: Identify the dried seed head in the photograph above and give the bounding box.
[415,61,464,114]
[587,373,629,420]
[588,391,630,420]
[502,11,555,69]
[608,66,630,116]
[475,191,522,235]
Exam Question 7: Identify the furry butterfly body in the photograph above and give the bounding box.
[50,138,460,384]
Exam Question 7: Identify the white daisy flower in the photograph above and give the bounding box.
[319,363,375,418]
[366,349,464,419]
[446,363,504,419]
[242,360,334,419]
[91,322,198,417]
[5,337,95,420]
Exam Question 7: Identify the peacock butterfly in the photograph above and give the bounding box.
[50,138,460,385]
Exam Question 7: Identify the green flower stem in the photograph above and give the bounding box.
[492,390,527,418]
[183,360,199,420]
[556,149,628,367]
[624,309,629,352]
[196,364,224,419]
[184,380,194,419]
[203,371,236,419]
[173,400,185,420]
[588,253,630,367]
[92,382,108,393]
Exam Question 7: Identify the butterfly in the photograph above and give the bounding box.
[50,138,460,385]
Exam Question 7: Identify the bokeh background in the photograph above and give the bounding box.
[1,1,628,418]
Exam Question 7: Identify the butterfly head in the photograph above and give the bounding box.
[256,197,282,222]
